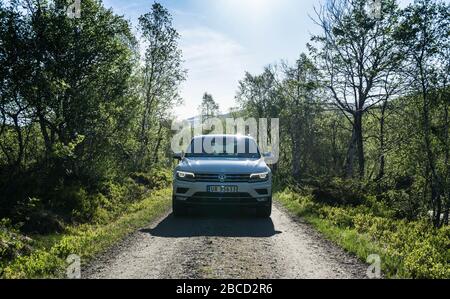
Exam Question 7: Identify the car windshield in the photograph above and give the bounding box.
[185,136,261,159]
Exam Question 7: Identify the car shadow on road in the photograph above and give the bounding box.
[141,209,282,238]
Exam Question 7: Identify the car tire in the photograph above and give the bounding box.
[256,204,272,218]
[172,199,187,217]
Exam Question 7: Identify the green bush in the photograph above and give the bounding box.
[319,206,356,228]
[98,180,141,215]
[44,170,171,227]
[364,195,394,218]
[57,180,141,225]
[311,178,365,206]
[14,198,65,234]
[277,187,319,217]
[120,178,148,204]
[1,188,172,278]
[354,214,450,278]
[59,186,101,224]
[381,189,422,220]
[0,219,35,277]
[0,219,33,261]
[131,168,172,190]
[277,188,450,279]
[2,249,65,279]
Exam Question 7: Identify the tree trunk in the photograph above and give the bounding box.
[355,112,365,178]
[432,184,442,227]
[421,77,443,227]
[12,115,24,169]
[37,107,52,161]
[443,200,449,226]
[291,117,302,181]
[344,127,357,178]
[331,119,339,173]
[344,112,364,178]
[376,101,387,181]
[152,122,164,165]
[138,60,156,170]
[443,101,449,225]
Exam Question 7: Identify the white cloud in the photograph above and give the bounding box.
[180,27,245,76]
[214,0,286,23]
[177,27,251,119]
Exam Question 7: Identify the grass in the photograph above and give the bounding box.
[275,188,450,279]
[1,188,172,279]
[3,185,448,279]
[277,193,379,276]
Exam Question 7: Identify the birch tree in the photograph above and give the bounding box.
[312,0,402,178]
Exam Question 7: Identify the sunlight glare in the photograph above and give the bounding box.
[217,0,281,23]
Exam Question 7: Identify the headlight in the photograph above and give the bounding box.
[176,171,195,181]
[250,172,269,181]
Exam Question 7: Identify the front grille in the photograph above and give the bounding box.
[188,192,257,204]
[195,173,251,183]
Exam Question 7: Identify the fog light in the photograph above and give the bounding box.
[176,196,187,201]
[256,197,269,202]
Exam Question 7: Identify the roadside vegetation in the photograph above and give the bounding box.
[276,183,450,279]
[0,1,180,277]
[1,0,449,279]
[1,186,171,278]
[236,0,449,230]
[234,0,449,279]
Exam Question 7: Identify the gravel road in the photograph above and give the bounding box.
[83,202,368,279]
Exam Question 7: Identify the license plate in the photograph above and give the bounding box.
[207,186,238,193]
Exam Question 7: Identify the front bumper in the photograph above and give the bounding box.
[172,179,272,207]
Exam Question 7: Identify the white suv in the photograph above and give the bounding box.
[172,135,272,218]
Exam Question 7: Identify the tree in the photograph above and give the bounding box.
[311,0,403,178]
[0,0,31,170]
[137,2,186,170]
[395,0,449,226]
[280,54,322,180]
[0,0,139,216]
[236,68,282,120]
[199,92,219,120]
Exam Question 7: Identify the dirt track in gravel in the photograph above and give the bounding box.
[83,202,368,279]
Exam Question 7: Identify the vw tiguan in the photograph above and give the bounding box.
[172,135,272,217]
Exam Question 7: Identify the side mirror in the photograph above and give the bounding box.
[173,152,184,161]
[262,152,273,159]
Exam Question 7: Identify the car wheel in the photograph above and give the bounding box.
[172,199,187,217]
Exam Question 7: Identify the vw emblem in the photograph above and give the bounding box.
[219,174,226,182]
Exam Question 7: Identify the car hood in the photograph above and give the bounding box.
[177,158,269,174]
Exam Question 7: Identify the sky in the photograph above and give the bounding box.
[101,0,414,120]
